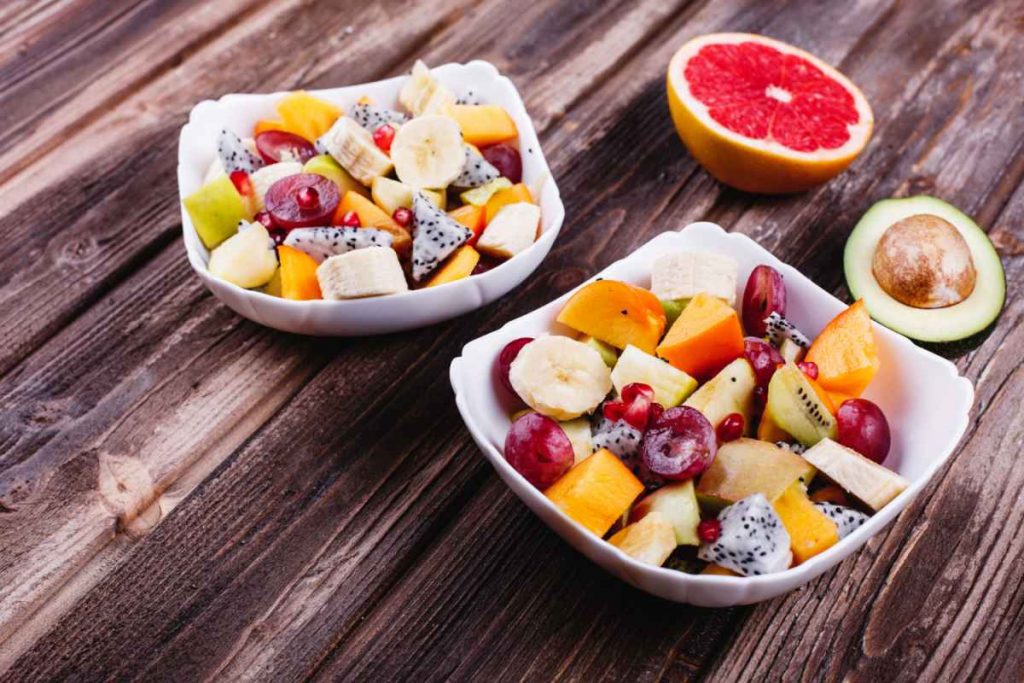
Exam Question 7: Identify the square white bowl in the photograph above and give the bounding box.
[450,222,974,607]
[177,60,564,336]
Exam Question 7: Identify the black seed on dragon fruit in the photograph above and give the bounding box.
[452,145,500,188]
[763,312,810,349]
[217,129,264,174]
[283,227,392,263]
[815,502,869,539]
[591,408,643,462]
[697,493,792,576]
[350,102,408,132]
[410,191,472,281]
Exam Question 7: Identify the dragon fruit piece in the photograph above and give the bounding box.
[764,312,810,349]
[411,191,471,281]
[283,227,392,263]
[815,502,869,539]
[698,493,792,576]
[455,88,482,105]
[591,410,643,461]
[453,145,501,188]
[217,129,264,174]
[350,102,408,131]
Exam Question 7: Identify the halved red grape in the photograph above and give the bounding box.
[255,130,317,164]
[497,337,534,395]
[504,413,574,489]
[743,337,784,387]
[836,399,891,464]
[265,173,340,229]
[641,406,716,481]
[742,265,786,337]
[481,143,523,183]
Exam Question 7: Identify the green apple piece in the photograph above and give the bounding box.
[579,335,619,368]
[371,177,444,215]
[629,480,700,546]
[682,357,755,432]
[696,438,815,510]
[208,222,278,288]
[609,511,676,566]
[460,177,512,206]
[802,438,908,511]
[183,174,250,249]
[660,298,689,327]
[559,417,594,465]
[766,363,837,446]
[303,154,369,198]
[611,344,697,407]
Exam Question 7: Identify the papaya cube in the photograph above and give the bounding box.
[805,300,880,398]
[276,91,342,141]
[556,280,666,355]
[772,482,839,564]
[449,204,486,245]
[335,191,412,256]
[485,183,533,223]
[425,245,480,288]
[447,104,518,146]
[702,564,739,576]
[656,292,744,378]
[276,245,322,300]
[545,448,643,536]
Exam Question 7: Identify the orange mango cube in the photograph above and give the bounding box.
[772,482,839,564]
[275,91,342,142]
[545,448,643,537]
[276,245,322,300]
[447,104,518,146]
[805,300,879,399]
[656,292,744,378]
[556,280,666,355]
[336,191,412,256]
[485,183,533,224]
[426,246,480,288]
[448,204,486,244]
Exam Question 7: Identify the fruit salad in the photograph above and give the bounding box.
[496,251,909,577]
[182,61,541,300]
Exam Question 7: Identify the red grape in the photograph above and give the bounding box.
[265,173,340,229]
[255,130,317,164]
[697,519,721,543]
[481,143,523,183]
[836,399,891,464]
[497,337,534,395]
[504,413,574,489]
[641,406,716,481]
[742,265,786,337]
[716,413,744,443]
[743,337,784,387]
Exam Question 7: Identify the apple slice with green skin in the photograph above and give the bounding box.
[696,438,815,511]
[801,438,908,511]
[370,176,445,215]
[609,511,677,566]
[579,335,619,368]
[660,298,689,327]
[683,357,755,434]
[629,479,701,545]
[303,154,369,198]
[766,363,837,446]
[611,344,697,407]
[184,174,250,249]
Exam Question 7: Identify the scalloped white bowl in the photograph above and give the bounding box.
[177,61,563,336]
[450,222,974,607]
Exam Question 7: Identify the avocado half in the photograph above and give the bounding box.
[844,196,1005,343]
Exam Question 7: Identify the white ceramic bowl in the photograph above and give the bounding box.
[450,222,974,607]
[177,61,563,336]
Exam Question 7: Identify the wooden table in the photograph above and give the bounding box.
[1,0,1022,679]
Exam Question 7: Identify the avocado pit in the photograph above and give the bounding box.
[871,214,976,309]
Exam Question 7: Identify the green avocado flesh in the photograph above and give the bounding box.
[845,196,1005,343]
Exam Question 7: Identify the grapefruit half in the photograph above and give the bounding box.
[667,33,873,194]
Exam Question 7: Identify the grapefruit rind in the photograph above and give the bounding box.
[667,33,873,194]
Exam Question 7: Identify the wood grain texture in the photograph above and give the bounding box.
[1,0,1022,679]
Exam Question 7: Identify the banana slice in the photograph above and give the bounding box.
[651,251,738,306]
[316,247,409,299]
[318,117,394,186]
[390,115,464,189]
[399,60,456,116]
[509,336,612,420]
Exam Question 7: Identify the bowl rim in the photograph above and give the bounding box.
[450,222,975,587]
[176,59,563,309]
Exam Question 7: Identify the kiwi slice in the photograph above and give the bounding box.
[765,363,836,446]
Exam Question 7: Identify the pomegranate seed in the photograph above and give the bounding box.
[697,519,721,544]
[373,124,396,153]
[798,361,819,380]
[340,210,361,227]
[295,186,320,210]
[254,210,277,230]
[229,170,252,196]
[269,227,288,246]
[716,413,744,443]
[392,207,412,227]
